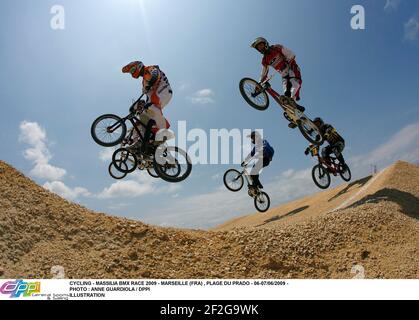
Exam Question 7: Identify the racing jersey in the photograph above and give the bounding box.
[321,124,345,145]
[142,65,170,94]
[260,44,296,81]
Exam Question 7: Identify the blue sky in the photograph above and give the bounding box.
[1,0,418,229]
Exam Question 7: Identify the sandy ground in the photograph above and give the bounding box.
[0,160,417,279]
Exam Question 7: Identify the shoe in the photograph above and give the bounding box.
[288,122,297,129]
[248,186,257,197]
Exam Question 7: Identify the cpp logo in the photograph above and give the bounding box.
[0,280,41,298]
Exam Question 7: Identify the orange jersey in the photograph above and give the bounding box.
[142,65,170,93]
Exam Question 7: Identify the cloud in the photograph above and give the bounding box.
[187,89,215,104]
[178,82,191,91]
[384,0,401,11]
[96,171,181,199]
[350,121,419,174]
[97,180,155,199]
[19,121,66,181]
[404,16,419,41]
[43,181,91,201]
[98,148,116,162]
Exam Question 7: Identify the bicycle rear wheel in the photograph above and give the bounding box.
[254,192,270,212]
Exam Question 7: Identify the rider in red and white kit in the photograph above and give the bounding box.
[251,37,305,126]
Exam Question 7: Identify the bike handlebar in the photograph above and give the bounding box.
[129,93,145,110]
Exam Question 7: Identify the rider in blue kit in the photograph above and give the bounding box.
[241,131,275,192]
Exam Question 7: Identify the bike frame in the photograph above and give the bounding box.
[107,94,153,149]
[258,74,304,123]
[318,155,340,176]
[308,145,340,176]
[234,166,260,191]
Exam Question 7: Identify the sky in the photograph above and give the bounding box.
[0,0,418,229]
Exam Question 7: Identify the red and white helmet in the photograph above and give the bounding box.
[251,37,269,54]
[122,61,144,79]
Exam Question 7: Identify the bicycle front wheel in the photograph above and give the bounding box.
[239,78,270,111]
[91,114,127,147]
[223,169,244,192]
[297,118,324,146]
[312,164,331,189]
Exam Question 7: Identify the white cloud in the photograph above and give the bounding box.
[187,88,215,104]
[178,82,191,91]
[31,163,67,182]
[404,16,419,41]
[19,121,67,181]
[97,180,155,199]
[211,173,221,180]
[43,181,91,201]
[384,0,401,11]
[96,170,181,199]
[281,169,295,178]
[99,148,116,162]
[350,121,419,174]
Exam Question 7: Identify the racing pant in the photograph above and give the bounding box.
[282,61,302,101]
[322,141,345,165]
[146,83,173,130]
[249,157,271,189]
[131,84,172,148]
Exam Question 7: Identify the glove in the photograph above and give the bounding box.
[304,148,310,156]
[241,161,246,167]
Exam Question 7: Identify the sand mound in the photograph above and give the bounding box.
[0,160,418,279]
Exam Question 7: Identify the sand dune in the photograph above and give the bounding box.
[0,160,417,279]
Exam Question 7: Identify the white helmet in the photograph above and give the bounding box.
[251,37,269,53]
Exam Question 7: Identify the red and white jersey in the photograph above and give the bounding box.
[260,44,296,81]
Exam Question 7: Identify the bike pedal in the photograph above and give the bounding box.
[288,123,297,129]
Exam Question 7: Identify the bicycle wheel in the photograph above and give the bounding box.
[223,169,244,192]
[312,164,331,189]
[339,163,352,182]
[254,191,270,213]
[297,118,324,146]
[153,146,192,183]
[239,78,269,111]
[147,166,161,178]
[108,160,128,180]
[112,148,138,174]
[91,114,127,147]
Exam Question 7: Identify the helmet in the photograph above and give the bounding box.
[313,117,324,127]
[251,37,269,54]
[122,61,144,79]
